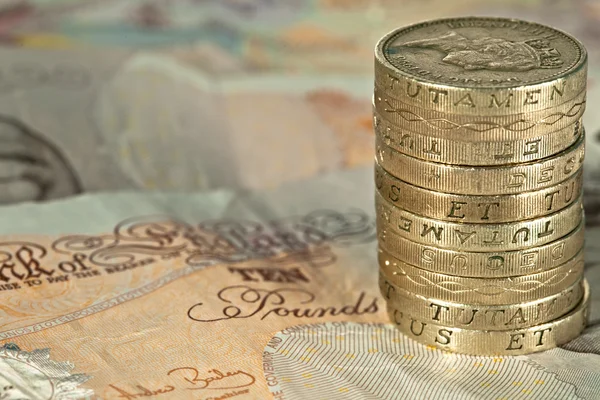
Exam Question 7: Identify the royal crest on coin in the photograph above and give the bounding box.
[391,31,563,71]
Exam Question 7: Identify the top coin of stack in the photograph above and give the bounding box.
[373,17,588,356]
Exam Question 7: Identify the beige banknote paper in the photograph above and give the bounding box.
[0,166,383,400]
[0,46,374,206]
[0,166,597,399]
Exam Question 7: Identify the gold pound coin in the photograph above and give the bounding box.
[375,132,584,195]
[374,17,587,115]
[386,280,590,356]
[373,108,583,166]
[377,222,584,278]
[378,248,584,304]
[376,191,583,251]
[380,274,584,330]
[375,160,583,223]
[373,87,585,140]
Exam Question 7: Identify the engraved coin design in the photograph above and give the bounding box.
[387,279,589,355]
[398,32,563,72]
[380,17,585,88]
[378,249,584,304]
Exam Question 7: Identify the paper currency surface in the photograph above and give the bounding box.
[0,46,376,203]
[0,166,595,399]
[0,1,599,399]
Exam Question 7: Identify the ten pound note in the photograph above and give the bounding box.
[0,167,598,399]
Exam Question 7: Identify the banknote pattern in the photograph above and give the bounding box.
[0,181,385,399]
[262,322,588,399]
[0,210,375,337]
[0,343,93,400]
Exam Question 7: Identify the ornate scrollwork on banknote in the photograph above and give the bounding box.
[38,209,376,271]
[0,209,376,340]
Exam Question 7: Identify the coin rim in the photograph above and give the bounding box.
[375,191,583,251]
[375,161,583,223]
[380,274,584,330]
[375,130,585,195]
[377,221,585,278]
[378,247,585,304]
[384,279,589,355]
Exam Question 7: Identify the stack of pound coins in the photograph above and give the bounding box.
[373,17,589,356]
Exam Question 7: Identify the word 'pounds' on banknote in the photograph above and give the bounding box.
[0,168,596,399]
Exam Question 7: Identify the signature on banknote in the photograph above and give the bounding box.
[107,384,175,400]
[167,368,256,390]
[107,367,256,399]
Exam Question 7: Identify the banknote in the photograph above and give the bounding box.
[0,166,596,399]
[0,46,375,204]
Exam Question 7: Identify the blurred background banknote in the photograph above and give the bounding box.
[0,0,599,399]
